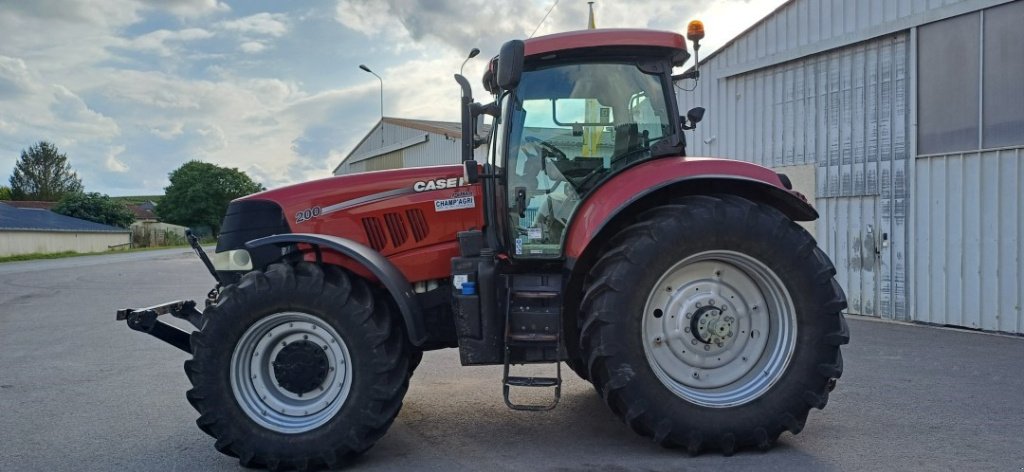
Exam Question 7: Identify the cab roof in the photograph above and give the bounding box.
[524,29,686,57]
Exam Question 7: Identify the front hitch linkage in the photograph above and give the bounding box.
[117,300,204,353]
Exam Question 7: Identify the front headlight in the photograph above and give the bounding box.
[211,249,253,271]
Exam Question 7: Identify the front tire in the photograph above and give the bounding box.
[580,195,849,454]
[185,262,410,470]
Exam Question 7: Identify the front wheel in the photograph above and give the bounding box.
[185,262,411,470]
[580,195,849,454]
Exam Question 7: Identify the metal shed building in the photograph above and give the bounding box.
[681,0,1024,333]
[333,117,489,175]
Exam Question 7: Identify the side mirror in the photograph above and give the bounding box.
[687,106,705,124]
[496,40,525,90]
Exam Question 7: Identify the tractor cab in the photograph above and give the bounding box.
[461,29,697,259]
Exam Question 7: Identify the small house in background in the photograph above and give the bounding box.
[0,202,129,257]
[126,200,188,247]
[128,201,158,223]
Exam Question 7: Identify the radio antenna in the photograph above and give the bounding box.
[530,0,560,38]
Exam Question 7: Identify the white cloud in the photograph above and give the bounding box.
[239,41,266,54]
[0,55,37,98]
[150,122,185,139]
[219,12,289,37]
[105,145,129,172]
[137,0,230,18]
[128,28,215,56]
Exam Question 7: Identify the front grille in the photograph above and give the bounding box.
[361,217,387,251]
[406,209,429,242]
[383,212,408,247]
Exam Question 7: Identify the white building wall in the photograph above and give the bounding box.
[337,122,487,175]
[0,231,129,257]
[914,146,1024,333]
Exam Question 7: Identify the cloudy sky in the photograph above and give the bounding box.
[0,0,785,196]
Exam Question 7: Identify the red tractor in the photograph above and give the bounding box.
[119,24,848,470]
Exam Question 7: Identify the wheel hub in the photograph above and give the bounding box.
[272,340,330,396]
[690,304,735,345]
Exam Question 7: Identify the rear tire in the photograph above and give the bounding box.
[185,262,410,470]
[579,195,848,454]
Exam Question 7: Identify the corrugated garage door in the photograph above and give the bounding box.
[814,34,909,320]
[718,33,909,319]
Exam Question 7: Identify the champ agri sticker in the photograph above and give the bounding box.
[434,195,475,212]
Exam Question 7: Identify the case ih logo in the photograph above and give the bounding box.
[413,177,466,192]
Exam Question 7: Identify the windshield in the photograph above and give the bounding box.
[504,61,674,258]
[508,62,674,196]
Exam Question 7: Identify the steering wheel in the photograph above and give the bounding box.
[523,136,567,161]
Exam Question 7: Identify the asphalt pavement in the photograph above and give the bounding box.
[1,250,1022,471]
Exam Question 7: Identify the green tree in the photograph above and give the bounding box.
[9,141,84,201]
[0,186,11,200]
[53,192,136,228]
[157,161,264,235]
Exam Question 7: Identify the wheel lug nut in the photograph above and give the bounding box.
[703,345,710,351]
[684,327,690,333]
[691,339,698,345]
[685,312,692,319]
[709,299,716,306]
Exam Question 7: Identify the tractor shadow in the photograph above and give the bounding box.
[368,350,838,471]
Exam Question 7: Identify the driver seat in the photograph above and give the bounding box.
[614,123,641,157]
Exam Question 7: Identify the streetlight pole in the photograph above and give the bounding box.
[359,64,384,148]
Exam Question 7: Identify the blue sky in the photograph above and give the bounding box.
[0,0,785,196]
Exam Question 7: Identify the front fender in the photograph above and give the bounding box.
[563,157,816,259]
[246,233,426,346]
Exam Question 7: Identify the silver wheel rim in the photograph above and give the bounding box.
[642,250,797,408]
[230,311,352,434]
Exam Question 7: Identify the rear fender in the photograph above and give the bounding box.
[246,233,426,346]
[563,157,816,261]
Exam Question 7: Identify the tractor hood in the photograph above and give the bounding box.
[241,164,469,214]
[217,164,484,283]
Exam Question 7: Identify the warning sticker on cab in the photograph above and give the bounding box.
[434,196,475,212]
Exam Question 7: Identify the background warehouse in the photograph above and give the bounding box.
[683,0,1023,333]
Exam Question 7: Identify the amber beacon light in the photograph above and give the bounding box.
[687,20,705,43]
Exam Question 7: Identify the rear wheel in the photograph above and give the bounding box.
[580,195,848,454]
[185,262,410,470]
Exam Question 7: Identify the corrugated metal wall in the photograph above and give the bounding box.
[682,33,909,319]
[680,0,1022,330]
[913,149,1024,333]
[362,151,405,171]
[697,0,1011,81]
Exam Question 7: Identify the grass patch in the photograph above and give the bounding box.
[0,244,196,264]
